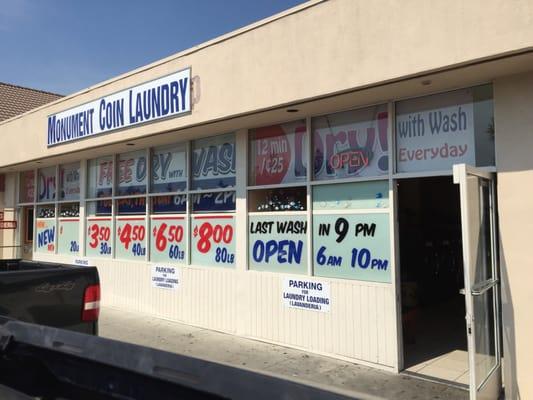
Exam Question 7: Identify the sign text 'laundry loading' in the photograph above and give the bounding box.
[47,68,191,146]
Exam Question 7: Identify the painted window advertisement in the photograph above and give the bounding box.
[191,191,236,212]
[152,195,186,214]
[249,215,307,275]
[115,216,147,260]
[36,205,55,254]
[37,166,56,202]
[151,144,187,192]
[36,219,56,253]
[118,150,147,195]
[313,213,391,283]
[395,85,494,173]
[59,163,80,200]
[117,197,146,215]
[313,104,388,180]
[87,156,113,198]
[86,217,112,258]
[191,215,235,268]
[191,133,235,190]
[312,181,391,283]
[249,120,307,185]
[150,216,186,263]
[19,170,35,203]
[57,203,80,255]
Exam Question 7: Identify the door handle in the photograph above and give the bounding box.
[459,279,498,296]
[471,279,499,296]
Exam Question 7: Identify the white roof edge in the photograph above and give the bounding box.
[0,0,325,126]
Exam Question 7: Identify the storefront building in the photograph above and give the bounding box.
[0,1,532,398]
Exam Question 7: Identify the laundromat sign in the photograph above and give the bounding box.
[47,68,191,147]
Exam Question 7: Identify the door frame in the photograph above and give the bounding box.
[393,165,502,398]
[395,173,467,378]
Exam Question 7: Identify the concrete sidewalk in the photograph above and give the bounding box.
[99,307,468,400]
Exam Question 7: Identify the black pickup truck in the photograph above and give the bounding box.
[0,318,357,400]
[0,259,99,335]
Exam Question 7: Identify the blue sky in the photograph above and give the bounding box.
[0,0,306,95]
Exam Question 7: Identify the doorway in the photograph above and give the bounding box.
[21,207,33,260]
[398,176,469,386]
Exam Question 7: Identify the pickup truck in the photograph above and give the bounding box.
[0,259,100,335]
[0,318,358,400]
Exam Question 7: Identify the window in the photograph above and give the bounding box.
[312,181,391,282]
[35,204,55,254]
[191,191,235,213]
[118,150,147,196]
[248,187,306,212]
[19,170,35,203]
[151,144,187,193]
[150,195,187,264]
[87,156,113,198]
[395,84,495,173]
[86,201,112,258]
[115,197,146,260]
[191,133,235,190]
[37,166,56,202]
[190,133,236,268]
[59,163,80,200]
[248,121,309,275]
[312,104,388,180]
[57,203,80,255]
[248,120,306,186]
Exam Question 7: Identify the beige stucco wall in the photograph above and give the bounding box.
[0,0,532,166]
[494,71,533,400]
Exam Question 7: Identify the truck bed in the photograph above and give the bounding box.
[0,259,99,335]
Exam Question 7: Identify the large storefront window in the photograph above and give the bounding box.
[312,104,389,180]
[395,84,495,173]
[248,121,309,275]
[18,85,496,280]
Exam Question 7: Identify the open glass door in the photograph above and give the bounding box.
[453,164,501,400]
